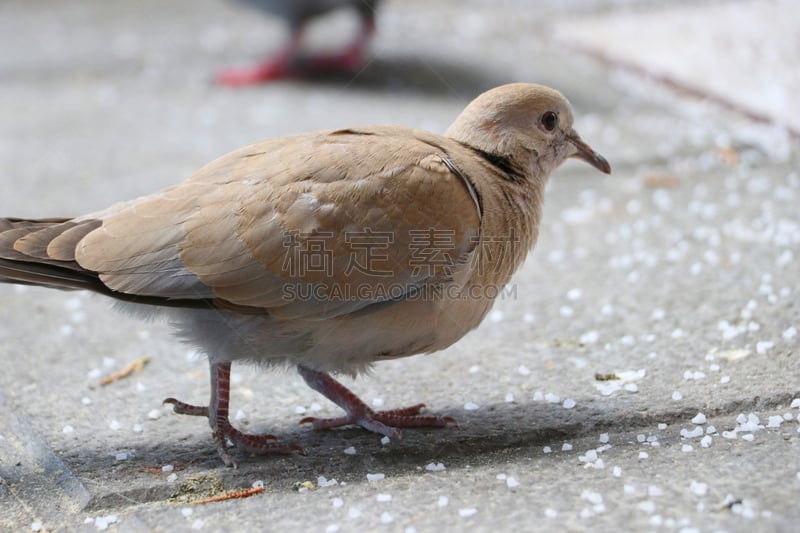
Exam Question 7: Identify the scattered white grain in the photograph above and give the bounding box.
[543,446,552,454]
[459,508,478,518]
[533,391,544,401]
[544,508,558,518]
[639,452,649,459]
[342,446,357,455]
[81,397,92,405]
[681,426,704,439]
[651,308,665,320]
[657,423,667,430]
[637,434,646,443]
[737,413,763,432]
[162,464,174,473]
[580,330,599,344]
[167,473,177,483]
[60,325,74,336]
[559,306,574,317]
[63,425,74,434]
[376,493,392,502]
[181,507,193,518]
[366,473,385,482]
[601,304,614,316]
[191,519,203,530]
[579,450,598,463]
[147,409,161,420]
[380,512,394,524]
[332,497,344,508]
[791,399,800,409]
[87,368,101,379]
[783,327,797,340]
[700,435,713,448]
[325,525,340,533]
[612,466,622,477]
[94,515,118,531]
[234,409,246,421]
[437,496,449,507]
[638,501,656,513]
[109,420,121,431]
[691,413,707,425]
[488,310,504,322]
[620,335,635,345]
[594,458,605,469]
[380,436,391,446]
[624,484,636,495]
[681,444,693,453]
[599,433,610,443]
[517,365,531,376]
[720,376,731,384]
[624,383,639,392]
[690,480,708,496]
[756,341,774,354]
[672,391,683,401]
[567,288,582,300]
[563,398,576,409]
[506,477,520,489]
[318,476,338,487]
[294,405,306,414]
[31,521,42,532]
[766,416,783,428]
[348,508,361,519]
[562,443,573,451]
[425,462,445,472]
[463,402,479,411]
[505,392,515,402]
[783,412,793,420]
[545,393,560,404]
[671,328,685,338]
[741,434,754,442]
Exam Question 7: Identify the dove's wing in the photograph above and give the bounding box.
[63,127,481,319]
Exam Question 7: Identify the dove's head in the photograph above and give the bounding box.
[446,83,610,179]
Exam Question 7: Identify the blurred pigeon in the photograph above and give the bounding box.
[217,0,380,85]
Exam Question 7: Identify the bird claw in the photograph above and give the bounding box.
[164,393,305,467]
[298,403,458,438]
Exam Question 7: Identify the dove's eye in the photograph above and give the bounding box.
[540,111,558,132]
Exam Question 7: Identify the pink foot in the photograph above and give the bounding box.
[164,362,303,467]
[297,365,458,439]
[215,60,295,86]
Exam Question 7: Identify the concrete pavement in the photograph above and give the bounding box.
[0,0,797,531]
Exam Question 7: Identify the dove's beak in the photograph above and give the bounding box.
[567,132,611,174]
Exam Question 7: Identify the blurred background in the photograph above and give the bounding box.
[0,0,795,217]
[1,1,798,530]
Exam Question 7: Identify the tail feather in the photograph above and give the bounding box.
[0,217,103,291]
[0,217,216,310]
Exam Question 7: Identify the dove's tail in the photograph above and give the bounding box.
[0,217,106,292]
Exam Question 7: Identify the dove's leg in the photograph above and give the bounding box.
[300,16,376,73]
[164,362,303,467]
[297,365,457,438]
[215,30,304,86]
[216,12,375,86]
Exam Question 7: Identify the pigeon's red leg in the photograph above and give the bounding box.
[164,362,303,467]
[301,16,376,73]
[215,30,303,86]
[297,365,457,438]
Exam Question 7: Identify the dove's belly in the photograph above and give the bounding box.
[166,285,497,375]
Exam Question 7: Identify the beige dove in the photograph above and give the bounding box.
[0,83,610,466]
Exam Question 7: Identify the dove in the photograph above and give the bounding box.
[217,0,380,86]
[0,83,610,466]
